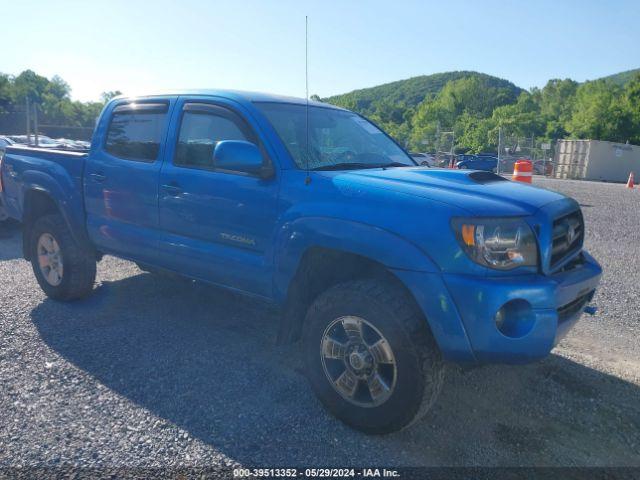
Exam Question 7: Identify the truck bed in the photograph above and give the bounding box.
[1,145,89,223]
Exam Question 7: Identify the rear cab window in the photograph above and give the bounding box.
[104,102,169,162]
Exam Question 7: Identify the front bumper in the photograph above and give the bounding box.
[394,250,602,365]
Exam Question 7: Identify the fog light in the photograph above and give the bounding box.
[494,299,535,338]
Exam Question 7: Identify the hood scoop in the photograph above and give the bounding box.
[467,171,508,184]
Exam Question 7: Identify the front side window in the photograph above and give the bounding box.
[105,103,168,162]
[255,102,415,170]
[174,104,254,170]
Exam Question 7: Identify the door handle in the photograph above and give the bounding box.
[161,183,182,196]
[89,172,106,182]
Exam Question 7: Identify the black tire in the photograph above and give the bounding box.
[29,214,96,301]
[303,278,444,434]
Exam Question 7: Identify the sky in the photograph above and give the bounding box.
[2,0,639,102]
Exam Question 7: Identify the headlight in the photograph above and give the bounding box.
[451,217,538,270]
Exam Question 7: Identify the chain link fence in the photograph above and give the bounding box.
[417,129,456,167]
[497,129,556,176]
[414,127,557,173]
[0,106,94,142]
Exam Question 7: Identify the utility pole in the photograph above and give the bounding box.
[33,103,39,147]
[450,131,455,167]
[26,97,31,145]
[496,126,502,175]
[531,133,534,160]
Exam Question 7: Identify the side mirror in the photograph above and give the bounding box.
[213,140,272,178]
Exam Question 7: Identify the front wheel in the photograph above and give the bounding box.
[30,214,96,301]
[303,278,444,434]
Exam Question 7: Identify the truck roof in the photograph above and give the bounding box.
[112,89,343,110]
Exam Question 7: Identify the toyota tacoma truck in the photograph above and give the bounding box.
[0,91,601,433]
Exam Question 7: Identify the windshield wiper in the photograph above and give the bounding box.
[311,162,383,171]
[311,161,414,171]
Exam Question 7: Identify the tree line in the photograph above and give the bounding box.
[325,71,640,153]
[2,68,639,151]
[0,70,120,130]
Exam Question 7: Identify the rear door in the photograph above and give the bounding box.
[156,97,279,297]
[84,99,174,262]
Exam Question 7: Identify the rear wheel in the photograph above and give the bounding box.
[30,214,96,300]
[303,278,444,434]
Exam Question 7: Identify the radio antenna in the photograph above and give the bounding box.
[304,15,311,185]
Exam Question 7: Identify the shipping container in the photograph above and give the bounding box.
[553,139,640,182]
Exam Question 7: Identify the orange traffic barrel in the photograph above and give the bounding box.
[512,159,533,183]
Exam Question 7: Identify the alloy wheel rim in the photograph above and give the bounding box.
[37,233,64,286]
[320,316,397,408]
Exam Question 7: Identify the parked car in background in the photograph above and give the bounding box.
[6,135,60,147]
[0,136,15,152]
[4,135,89,151]
[499,156,534,175]
[26,136,63,148]
[0,137,13,222]
[409,152,436,167]
[434,154,456,168]
[455,154,499,172]
[54,138,91,151]
[1,90,602,433]
[533,159,554,176]
[7,135,25,144]
[0,135,16,224]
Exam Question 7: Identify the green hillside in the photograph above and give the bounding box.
[323,71,523,116]
[598,68,640,86]
[321,69,640,152]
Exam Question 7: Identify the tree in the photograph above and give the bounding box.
[0,73,11,112]
[566,80,633,142]
[623,74,640,144]
[101,91,123,103]
[537,79,578,138]
[0,70,122,135]
[12,69,50,103]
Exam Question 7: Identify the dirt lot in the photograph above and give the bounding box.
[0,177,639,468]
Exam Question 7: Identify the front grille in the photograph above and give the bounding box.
[550,209,584,269]
[557,290,594,323]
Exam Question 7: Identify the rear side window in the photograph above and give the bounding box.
[105,103,168,162]
[174,103,256,170]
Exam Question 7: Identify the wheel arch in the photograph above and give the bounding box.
[273,217,440,344]
[21,188,94,261]
[277,245,432,345]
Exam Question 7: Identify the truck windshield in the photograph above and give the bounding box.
[255,102,415,170]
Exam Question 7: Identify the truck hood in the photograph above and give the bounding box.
[321,167,566,216]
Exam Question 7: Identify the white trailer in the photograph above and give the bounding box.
[553,139,640,183]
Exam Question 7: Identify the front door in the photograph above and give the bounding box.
[157,99,279,297]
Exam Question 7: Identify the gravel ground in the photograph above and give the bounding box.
[0,176,639,469]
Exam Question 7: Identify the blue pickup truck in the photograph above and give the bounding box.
[0,90,601,433]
